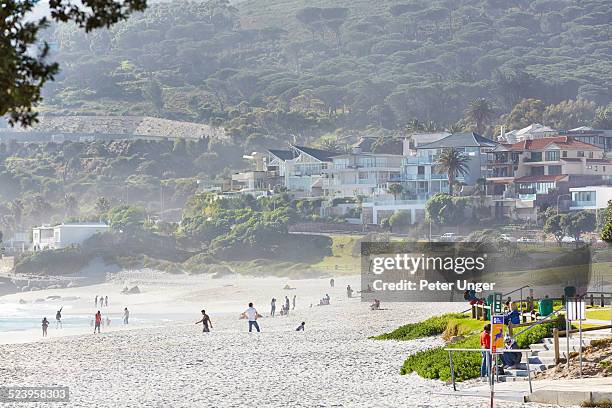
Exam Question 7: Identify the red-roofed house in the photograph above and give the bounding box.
[487,136,612,209]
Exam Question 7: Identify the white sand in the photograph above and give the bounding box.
[0,271,541,407]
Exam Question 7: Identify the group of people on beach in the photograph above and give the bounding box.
[41,306,63,337]
[270,295,295,317]
[92,307,130,334]
[196,302,306,333]
[95,295,109,307]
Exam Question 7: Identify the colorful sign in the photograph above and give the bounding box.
[491,315,504,353]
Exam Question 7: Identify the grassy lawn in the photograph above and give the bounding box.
[311,234,362,275]
[586,308,612,321]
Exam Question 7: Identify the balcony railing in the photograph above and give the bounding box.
[571,200,596,207]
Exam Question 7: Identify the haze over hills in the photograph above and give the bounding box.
[29,0,611,152]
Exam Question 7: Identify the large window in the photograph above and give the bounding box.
[548,165,562,175]
[545,150,559,161]
[572,191,595,205]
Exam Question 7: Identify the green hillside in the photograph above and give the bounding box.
[38,0,611,147]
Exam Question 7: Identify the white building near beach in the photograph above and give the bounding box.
[32,222,110,250]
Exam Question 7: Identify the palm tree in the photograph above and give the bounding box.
[436,148,470,196]
[465,98,495,135]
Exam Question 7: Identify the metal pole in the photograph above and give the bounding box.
[566,315,571,372]
[448,350,456,391]
[520,288,523,315]
[527,351,532,394]
[490,351,494,408]
[579,317,583,377]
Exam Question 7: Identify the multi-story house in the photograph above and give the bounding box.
[488,136,612,203]
[558,127,612,151]
[267,145,337,197]
[322,138,403,198]
[401,132,498,199]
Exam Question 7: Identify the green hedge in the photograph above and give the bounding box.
[371,313,468,341]
[399,320,565,382]
[401,335,481,381]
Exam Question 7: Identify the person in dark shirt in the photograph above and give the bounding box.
[195,309,213,332]
[296,322,305,331]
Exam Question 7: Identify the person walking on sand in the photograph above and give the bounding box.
[55,307,63,328]
[292,295,296,310]
[195,309,213,332]
[243,302,262,332]
[284,296,290,316]
[330,278,334,288]
[105,296,108,307]
[94,311,102,334]
[296,322,305,331]
[123,307,129,324]
[42,317,49,337]
[270,298,276,317]
[95,295,98,307]
[346,285,353,298]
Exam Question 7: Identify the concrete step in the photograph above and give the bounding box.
[497,375,529,382]
[529,343,549,351]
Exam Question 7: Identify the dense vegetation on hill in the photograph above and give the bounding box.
[38,0,611,146]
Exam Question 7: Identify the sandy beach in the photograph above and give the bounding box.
[0,271,543,407]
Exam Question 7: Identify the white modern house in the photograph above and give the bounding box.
[267,145,337,196]
[32,222,110,250]
[322,138,403,199]
[569,186,612,211]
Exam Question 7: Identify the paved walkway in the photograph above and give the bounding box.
[451,377,612,406]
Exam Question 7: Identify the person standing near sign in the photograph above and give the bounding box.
[480,324,491,378]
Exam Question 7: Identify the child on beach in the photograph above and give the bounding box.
[94,311,102,334]
[42,317,49,337]
[346,285,353,298]
[270,298,276,317]
[123,308,129,324]
[480,324,491,379]
[292,295,296,310]
[195,309,213,332]
[296,322,305,331]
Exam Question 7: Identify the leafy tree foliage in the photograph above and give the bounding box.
[425,193,468,226]
[7,0,609,140]
[1,0,147,126]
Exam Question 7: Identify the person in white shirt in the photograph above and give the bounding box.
[243,302,261,332]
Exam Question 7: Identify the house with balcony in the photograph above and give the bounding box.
[267,145,337,197]
[322,138,403,199]
[401,132,498,199]
[489,136,612,197]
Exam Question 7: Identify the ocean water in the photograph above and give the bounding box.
[0,316,92,331]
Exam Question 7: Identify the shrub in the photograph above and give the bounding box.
[372,313,467,341]
[401,335,481,382]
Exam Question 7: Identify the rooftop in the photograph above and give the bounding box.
[291,145,338,162]
[419,132,498,149]
[268,149,297,161]
[352,137,403,155]
[503,136,601,151]
[514,175,568,183]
